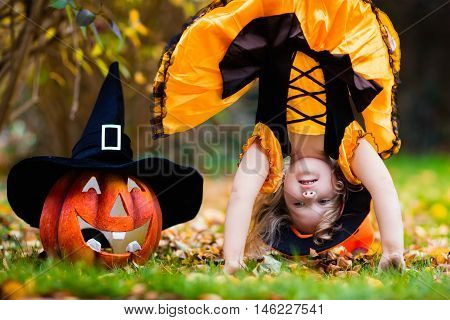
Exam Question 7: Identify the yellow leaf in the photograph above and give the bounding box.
[74,48,83,63]
[128,8,148,37]
[95,58,108,76]
[129,9,140,25]
[430,203,448,220]
[81,61,93,75]
[428,247,449,265]
[1,280,27,299]
[366,276,383,288]
[49,72,66,87]
[227,275,240,284]
[134,71,146,85]
[367,240,382,255]
[1,279,34,299]
[1,17,11,26]
[60,50,77,75]
[90,43,103,57]
[124,28,141,47]
[135,23,149,36]
[45,27,56,40]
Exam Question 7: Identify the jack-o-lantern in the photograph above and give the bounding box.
[7,62,203,267]
[40,172,162,267]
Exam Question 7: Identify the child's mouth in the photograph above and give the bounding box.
[299,179,318,185]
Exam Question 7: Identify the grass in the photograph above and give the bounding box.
[0,154,449,299]
[1,253,448,299]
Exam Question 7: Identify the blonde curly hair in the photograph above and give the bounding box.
[245,161,350,256]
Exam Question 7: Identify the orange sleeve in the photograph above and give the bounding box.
[239,122,284,194]
[338,121,379,185]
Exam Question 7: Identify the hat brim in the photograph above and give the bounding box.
[270,188,372,256]
[7,156,203,229]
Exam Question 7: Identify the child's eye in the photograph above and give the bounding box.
[294,201,304,207]
[319,199,331,205]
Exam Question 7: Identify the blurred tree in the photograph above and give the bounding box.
[0,0,206,169]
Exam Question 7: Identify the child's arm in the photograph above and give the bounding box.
[351,139,405,271]
[223,143,269,274]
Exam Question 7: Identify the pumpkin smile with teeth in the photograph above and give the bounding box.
[78,216,150,254]
[40,171,162,267]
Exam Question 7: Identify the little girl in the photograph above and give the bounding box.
[149,0,405,272]
[224,122,404,273]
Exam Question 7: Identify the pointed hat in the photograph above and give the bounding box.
[8,62,203,229]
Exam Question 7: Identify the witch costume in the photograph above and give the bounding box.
[149,0,400,255]
[8,62,203,232]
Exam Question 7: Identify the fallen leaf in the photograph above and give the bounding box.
[366,277,383,288]
[309,248,319,257]
[129,283,147,297]
[199,293,222,300]
[1,280,29,299]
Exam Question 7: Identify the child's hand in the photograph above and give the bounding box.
[223,260,245,275]
[378,252,405,272]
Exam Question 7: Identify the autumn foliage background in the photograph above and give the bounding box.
[0,0,448,299]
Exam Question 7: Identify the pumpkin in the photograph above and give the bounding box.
[39,171,162,267]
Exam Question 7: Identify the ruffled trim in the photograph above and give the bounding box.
[362,0,401,159]
[338,121,378,185]
[150,0,234,139]
[239,123,284,194]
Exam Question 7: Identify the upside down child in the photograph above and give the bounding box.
[149,0,405,272]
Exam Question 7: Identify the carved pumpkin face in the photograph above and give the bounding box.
[39,171,162,267]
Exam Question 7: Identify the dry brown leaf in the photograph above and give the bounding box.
[309,248,319,257]
[287,263,298,271]
[327,264,341,275]
[199,293,222,300]
[129,283,147,297]
[337,257,352,270]
[353,265,362,272]
[143,291,159,300]
[51,291,78,299]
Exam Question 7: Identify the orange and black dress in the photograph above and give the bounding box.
[150,0,400,255]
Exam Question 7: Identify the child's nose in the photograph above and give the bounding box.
[302,190,316,198]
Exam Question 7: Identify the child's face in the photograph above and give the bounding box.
[283,157,337,234]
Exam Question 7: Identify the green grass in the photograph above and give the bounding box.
[1,252,448,299]
[0,154,449,299]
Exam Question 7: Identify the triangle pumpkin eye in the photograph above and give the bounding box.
[82,176,101,194]
[127,177,140,192]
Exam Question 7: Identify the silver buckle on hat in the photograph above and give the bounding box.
[101,124,121,150]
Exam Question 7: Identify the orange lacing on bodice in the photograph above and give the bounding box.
[286,52,327,135]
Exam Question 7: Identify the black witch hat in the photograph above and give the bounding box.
[7,62,203,229]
